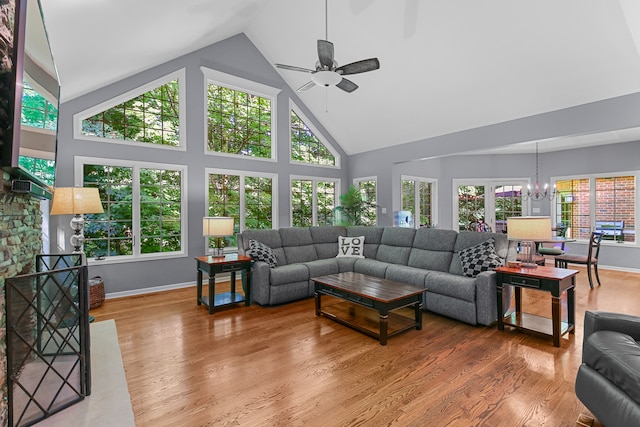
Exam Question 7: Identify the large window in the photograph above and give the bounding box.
[203,68,279,160]
[21,80,57,130]
[402,176,437,228]
[290,105,338,167]
[206,169,277,248]
[554,173,636,243]
[19,156,55,186]
[291,177,338,227]
[75,70,185,149]
[76,157,186,260]
[354,177,377,226]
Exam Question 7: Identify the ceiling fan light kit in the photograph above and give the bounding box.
[275,1,380,93]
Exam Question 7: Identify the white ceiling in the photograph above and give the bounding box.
[40,0,640,156]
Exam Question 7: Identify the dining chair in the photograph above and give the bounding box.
[554,232,603,289]
[538,223,567,256]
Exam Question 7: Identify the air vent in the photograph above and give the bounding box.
[11,180,51,200]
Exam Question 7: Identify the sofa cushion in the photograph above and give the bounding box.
[347,226,384,259]
[304,258,341,279]
[248,239,278,268]
[385,264,429,287]
[269,264,310,286]
[376,228,416,265]
[584,330,640,405]
[279,227,319,264]
[310,226,346,259]
[336,236,365,258]
[425,271,477,302]
[459,238,503,277]
[408,227,458,272]
[241,229,287,266]
[353,258,391,277]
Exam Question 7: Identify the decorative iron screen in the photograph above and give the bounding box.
[6,254,90,427]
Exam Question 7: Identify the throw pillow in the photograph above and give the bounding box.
[336,236,365,258]
[248,239,278,268]
[459,238,503,277]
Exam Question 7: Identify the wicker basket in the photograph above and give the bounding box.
[89,276,105,309]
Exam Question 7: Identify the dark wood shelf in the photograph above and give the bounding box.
[199,292,246,309]
[321,301,417,339]
[502,312,573,338]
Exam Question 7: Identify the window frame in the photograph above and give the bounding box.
[353,176,378,225]
[552,171,638,245]
[205,167,279,251]
[202,67,281,162]
[401,175,438,229]
[73,69,187,151]
[289,101,341,169]
[290,175,340,227]
[74,156,188,265]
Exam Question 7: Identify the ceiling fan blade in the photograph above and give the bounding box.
[335,58,380,75]
[275,64,315,73]
[317,40,335,69]
[297,81,317,92]
[336,78,358,93]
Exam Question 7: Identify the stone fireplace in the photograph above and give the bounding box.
[0,173,46,427]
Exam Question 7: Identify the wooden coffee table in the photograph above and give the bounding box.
[312,272,427,345]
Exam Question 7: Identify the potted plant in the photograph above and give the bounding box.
[334,185,377,226]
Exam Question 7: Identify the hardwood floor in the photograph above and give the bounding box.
[90,266,640,427]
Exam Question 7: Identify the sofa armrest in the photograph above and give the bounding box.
[584,311,640,342]
[249,261,271,305]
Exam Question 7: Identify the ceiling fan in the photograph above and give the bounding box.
[275,1,380,93]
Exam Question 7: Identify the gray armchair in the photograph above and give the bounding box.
[575,311,640,427]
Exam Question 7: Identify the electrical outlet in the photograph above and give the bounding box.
[381,207,387,214]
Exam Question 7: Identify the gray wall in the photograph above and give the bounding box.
[52,34,348,294]
[53,33,640,295]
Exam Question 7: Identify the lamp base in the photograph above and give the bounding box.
[519,241,538,269]
[521,262,539,269]
[211,247,225,258]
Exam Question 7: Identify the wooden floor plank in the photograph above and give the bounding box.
[91,266,639,426]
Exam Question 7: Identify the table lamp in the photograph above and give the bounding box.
[50,187,104,253]
[203,217,234,258]
[507,216,552,268]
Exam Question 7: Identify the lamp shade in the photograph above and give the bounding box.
[50,187,104,215]
[202,217,234,237]
[507,216,552,241]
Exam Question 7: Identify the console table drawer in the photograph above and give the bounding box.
[220,262,244,272]
[509,276,540,288]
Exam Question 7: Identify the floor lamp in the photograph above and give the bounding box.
[50,187,104,254]
[507,216,552,268]
[203,217,234,258]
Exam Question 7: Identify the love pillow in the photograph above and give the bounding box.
[336,236,365,259]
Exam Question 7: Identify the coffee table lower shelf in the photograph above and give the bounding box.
[319,301,418,344]
[501,312,574,339]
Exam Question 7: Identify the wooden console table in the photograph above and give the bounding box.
[496,265,578,347]
[195,254,252,314]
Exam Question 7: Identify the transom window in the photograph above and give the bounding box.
[75,70,185,149]
[290,106,337,166]
[203,68,280,160]
[76,157,186,261]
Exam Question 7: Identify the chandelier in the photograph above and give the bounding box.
[525,143,556,201]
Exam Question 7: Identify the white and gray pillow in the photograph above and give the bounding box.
[459,238,503,277]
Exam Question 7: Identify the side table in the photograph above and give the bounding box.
[195,254,252,314]
[496,265,578,347]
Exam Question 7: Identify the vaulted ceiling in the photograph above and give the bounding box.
[40,0,640,155]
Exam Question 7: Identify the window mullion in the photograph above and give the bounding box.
[133,164,142,255]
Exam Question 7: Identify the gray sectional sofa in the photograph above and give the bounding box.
[237,226,517,326]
